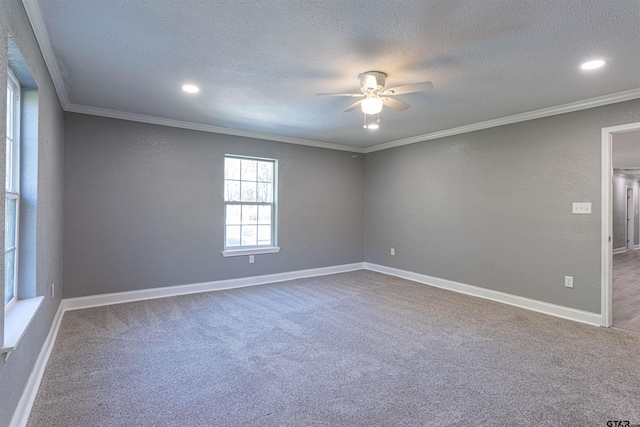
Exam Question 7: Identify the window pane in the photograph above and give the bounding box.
[5,78,19,306]
[224,157,240,180]
[225,205,241,225]
[6,85,12,139]
[5,197,17,248]
[225,225,240,248]
[241,160,257,181]
[241,205,257,225]
[257,161,273,182]
[240,181,256,202]
[6,139,13,191]
[256,182,272,203]
[224,180,240,201]
[257,225,272,245]
[241,226,257,246]
[257,205,271,224]
[4,248,15,305]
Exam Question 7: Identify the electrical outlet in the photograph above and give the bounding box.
[564,276,574,288]
[390,248,395,256]
[51,283,55,298]
[249,255,254,264]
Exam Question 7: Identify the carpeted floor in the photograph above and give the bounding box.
[28,270,640,426]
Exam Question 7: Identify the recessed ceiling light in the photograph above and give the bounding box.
[367,123,379,130]
[182,84,200,93]
[581,59,606,70]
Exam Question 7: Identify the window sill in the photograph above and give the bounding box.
[222,247,281,257]
[2,296,44,357]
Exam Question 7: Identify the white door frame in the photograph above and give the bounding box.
[627,186,635,250]
[601,120,640,327]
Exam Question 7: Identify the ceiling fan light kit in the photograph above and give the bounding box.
[316,71,433,130]
[361,97,384,115]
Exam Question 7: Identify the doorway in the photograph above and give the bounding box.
[603,123,640,332]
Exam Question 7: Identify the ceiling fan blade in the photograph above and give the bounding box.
[342,100,363,112]
[382,97,410,111]
[382,81,433,95]
[316,92,363,97]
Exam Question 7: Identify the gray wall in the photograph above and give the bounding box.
[612,173,639,250]
[0,0,65,425]
[63,113,364,298]
[65,99,640,313]
[1,1,638,420]
[365,99,640,314]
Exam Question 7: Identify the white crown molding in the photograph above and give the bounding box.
[68,88,640,155]
[66,103,364,153]
[21,0,70,108]
[23,0,640,155]
[68,87,640,155]
[364,88,640,153]
[364,263,602,326]
[22,0,360,154]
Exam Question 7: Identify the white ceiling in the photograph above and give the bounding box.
[24,0,640,151]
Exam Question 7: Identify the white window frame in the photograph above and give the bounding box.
[5,69,21,308]
[222,154,280,257]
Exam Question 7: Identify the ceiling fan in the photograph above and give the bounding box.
[316,71,433,128]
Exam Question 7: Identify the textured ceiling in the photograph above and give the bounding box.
[28,0,640,149]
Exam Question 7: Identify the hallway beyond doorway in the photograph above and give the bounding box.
[613,250,640,332]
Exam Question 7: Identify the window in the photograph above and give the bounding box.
[223,155,279,256]
[3,40,44,357]
[5,70,20,307]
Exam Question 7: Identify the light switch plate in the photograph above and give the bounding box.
[572,202,591,214]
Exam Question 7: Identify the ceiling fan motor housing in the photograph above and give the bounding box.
[359,71,387,92]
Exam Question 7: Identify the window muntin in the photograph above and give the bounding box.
[224,156,276,250]
[5,70,20,307]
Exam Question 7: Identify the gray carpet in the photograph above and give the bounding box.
[28,270,640,426]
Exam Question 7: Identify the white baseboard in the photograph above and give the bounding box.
[634,245,640,250]
[13,260,605,426]
[63,262,365,311]
[10,302,65,427]
[364,263,602,326]
[10,262,364,426]
[613,247,628,254]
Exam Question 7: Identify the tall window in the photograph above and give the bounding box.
[5,70,20,307]
[224,155,277,251]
